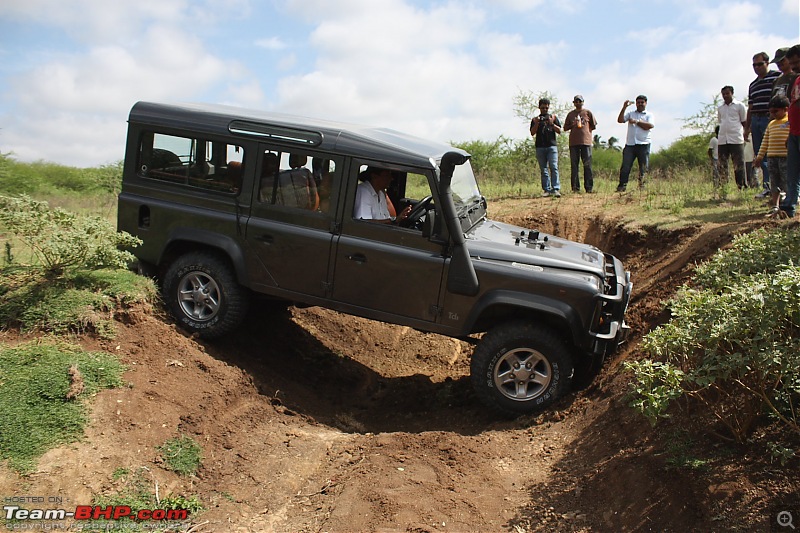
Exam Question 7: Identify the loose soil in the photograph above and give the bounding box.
[1,195,798,532]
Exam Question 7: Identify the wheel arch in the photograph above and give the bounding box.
[464,290,583,347]
[157,229,248,285]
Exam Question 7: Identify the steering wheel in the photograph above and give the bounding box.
[399,195,433,228]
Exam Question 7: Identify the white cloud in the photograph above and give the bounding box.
[1,0,798,166]
[782,0,799,15]
[255,37,288,50]
[692,2,763,32]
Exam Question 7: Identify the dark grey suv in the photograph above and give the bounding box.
[118,101,632,415]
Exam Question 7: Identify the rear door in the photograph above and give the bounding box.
[245,146,344,298]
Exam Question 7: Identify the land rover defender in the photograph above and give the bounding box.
[118,101,632,415]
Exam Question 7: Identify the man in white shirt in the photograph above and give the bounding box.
[717,85,748,189]
[615,95,654,192]
[353,167,411,224]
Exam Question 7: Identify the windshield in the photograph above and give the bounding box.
[450,159,482,208]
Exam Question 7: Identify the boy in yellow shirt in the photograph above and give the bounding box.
[754,95,790,216]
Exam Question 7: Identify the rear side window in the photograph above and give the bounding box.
[137,132,245,194]
[257,149,340,214]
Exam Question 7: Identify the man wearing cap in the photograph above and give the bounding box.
[746,52,781,198]
[616,95,654,192]
[564,95,597,193]
[771,47,795,100]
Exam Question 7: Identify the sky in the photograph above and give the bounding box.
[0,0,799,168]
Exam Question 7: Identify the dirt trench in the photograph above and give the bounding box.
[0,205,793,532]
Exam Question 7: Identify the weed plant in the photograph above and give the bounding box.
[157,435,203,476]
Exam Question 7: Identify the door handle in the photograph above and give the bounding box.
[255,234,274,244]
[347,253,367,264]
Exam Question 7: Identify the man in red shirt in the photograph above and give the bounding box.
[781,44,800,217]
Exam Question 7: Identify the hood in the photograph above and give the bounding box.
[465,219,606,277]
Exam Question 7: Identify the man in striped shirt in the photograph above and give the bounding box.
[746,51,781,199]
[753,96,790,216]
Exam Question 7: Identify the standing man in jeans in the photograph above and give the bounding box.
[717,85,748,190]
[746,51,781,198]
[616,95,654,192]
[564,95,597,193]
[530,98,562,197]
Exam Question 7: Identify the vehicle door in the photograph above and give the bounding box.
[245,146,344,299]
[331,162,447,324]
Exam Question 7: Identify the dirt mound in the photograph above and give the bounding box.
[0,200,796,532]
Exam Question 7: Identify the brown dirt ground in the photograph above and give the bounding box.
[1,194,799,532]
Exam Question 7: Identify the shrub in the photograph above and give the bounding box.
[628,227,800,442]
[650,134,708,171]
[0,194,140,274]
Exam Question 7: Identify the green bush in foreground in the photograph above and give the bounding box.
[0,194,140,273]
[0,194,155,337]
[626,227,800,443]
[0,340,125,472]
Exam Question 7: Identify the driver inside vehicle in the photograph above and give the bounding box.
[353,166,412,224]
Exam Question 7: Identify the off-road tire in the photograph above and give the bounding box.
[163,252,249,339]
[471,321,574,416]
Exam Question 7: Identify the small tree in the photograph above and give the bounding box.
[682,94,722,135]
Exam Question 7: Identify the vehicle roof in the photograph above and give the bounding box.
[129,101,469,169]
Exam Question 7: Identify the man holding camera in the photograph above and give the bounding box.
[530,98,562,197]
[616,95,655,192]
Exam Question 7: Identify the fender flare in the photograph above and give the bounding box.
[463,289,586,346]
[160,228,249,285]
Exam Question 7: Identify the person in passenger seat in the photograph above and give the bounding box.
[353,166,412,224]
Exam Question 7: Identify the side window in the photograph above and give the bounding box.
[353,165,433,223]
[353,164,397,221]
[138,132,244,194]
[257,149,339,214]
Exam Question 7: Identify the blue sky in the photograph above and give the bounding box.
[0,0,798,167]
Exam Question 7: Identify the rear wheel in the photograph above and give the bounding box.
[470,321,573,415]
[162,252,249,339]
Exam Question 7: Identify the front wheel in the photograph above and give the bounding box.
[470,321,574,416]
[162,252,249,339]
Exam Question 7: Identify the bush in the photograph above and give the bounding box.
[0,194,140,274]
[0,156,122,196]
[627,227,800,442]
[650,134,708,171]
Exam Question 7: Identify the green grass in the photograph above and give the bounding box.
[157,436,203,476]
[0,340,125,472]
[483,167,766,230]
